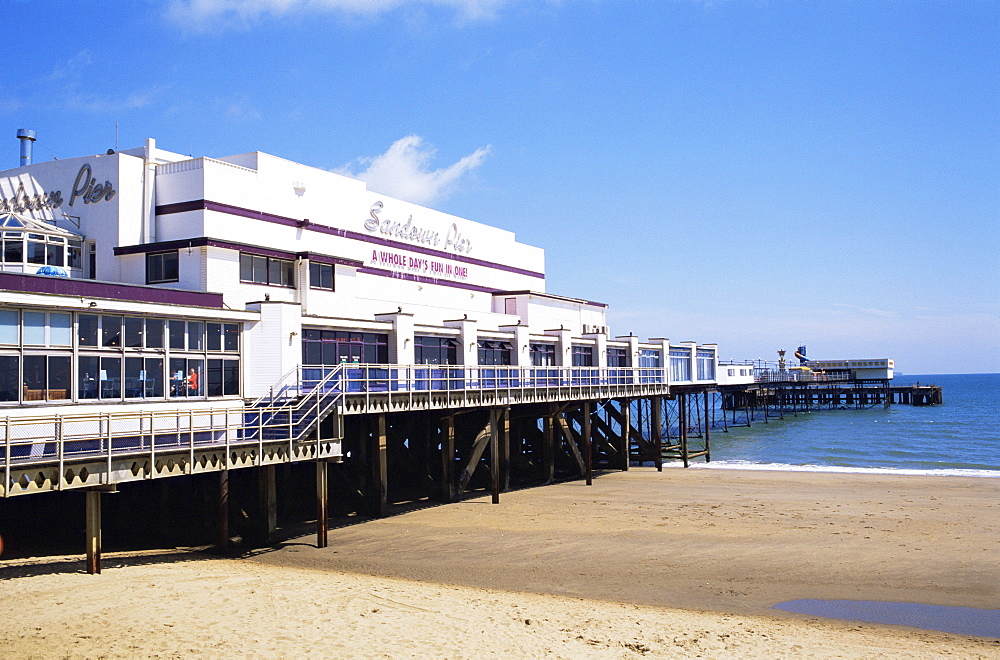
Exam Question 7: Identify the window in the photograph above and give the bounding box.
[168,320,186,350]
[607,347,629,367]
[415,336,459,365]
[146,251,179,284]
[169,358,205,397]
[78,314,99,347]
[571,345,593,367]
[478,340,512,366]
[638,349,661,368]
[0,309,18,344]
[530,343,556,367]
[23,355,71,400]
[102,316,122,347]
[302,330,388,365]
[124,357,164,398]
[20,311,70,346]
[240,253,294,287]
[669,347,691,382]
[309,262,334,290]
[188,321,204,350]
[207,359,240,396]
[504,298,516,314]
[2,232,23,263]
[697,349,715,381]
[78,356,122,399]
[0,355,18,400]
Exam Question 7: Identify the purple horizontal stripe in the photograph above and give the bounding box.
[156,199,546,280]
[0,271,225,308]
[357,266,500,294]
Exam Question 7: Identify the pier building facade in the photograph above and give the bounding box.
[1,135,725,570]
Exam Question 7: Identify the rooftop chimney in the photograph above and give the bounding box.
[16,129,36,166]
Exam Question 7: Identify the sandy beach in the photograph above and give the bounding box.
[1,468,998,658]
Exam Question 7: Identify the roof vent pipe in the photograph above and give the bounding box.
[16,129,36,166]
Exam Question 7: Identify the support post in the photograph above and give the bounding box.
[368,414,388,518]
[259,464,277,542]
[316,460,328,548]
[583,401,593,485]
[500,407,510,493]
[680,394,689,468]
[217,469,229,553]
[490,408,500,504]
[620,398,631,471]
[85,490,101,575]
[703,390,711,462]
[440,415,456,502]
[543,406,555,484]
[651,396,663,471]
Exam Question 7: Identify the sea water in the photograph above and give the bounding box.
[688,373,1000,476]
[690,373,1000,636]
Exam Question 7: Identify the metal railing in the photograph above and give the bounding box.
[2,365,345,480]
[331,364,668,411]
[755,371,851,384]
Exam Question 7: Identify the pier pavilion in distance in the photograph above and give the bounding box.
[0,133,727,571]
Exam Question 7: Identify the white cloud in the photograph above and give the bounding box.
[166,0,514,30]
[336,135,490,205]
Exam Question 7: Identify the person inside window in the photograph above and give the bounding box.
[187,367,199,395]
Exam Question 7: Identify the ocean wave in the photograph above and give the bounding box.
[662,461,1000,478]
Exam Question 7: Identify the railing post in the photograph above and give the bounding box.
[189,409,195,475]
[105,412,112,486]
[56,419,64,491]
[4,416,10,496]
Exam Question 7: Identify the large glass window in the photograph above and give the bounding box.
[207,359,240,396]
[478,340,512,366]
[415,336,459,365]
[23,355,71,400]
[169,358,204,397]
[302,330,389,365]
[530,343,556,367]
[239,253,294,287]
[124,357,164,398]
[571,345,594,367]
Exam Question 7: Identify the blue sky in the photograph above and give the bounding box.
[3,0,997,374]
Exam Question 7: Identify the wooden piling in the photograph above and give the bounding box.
[217,469,229,553]
[490,408,500,504]
[583,401,592,486]
[620,398,631,471]
[368,414,388,518]
[316,460,328,548]
[651,396,663,471]
[85,490,101,575]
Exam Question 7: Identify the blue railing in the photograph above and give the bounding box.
[309,364,667,393]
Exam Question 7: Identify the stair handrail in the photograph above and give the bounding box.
[251,365,344,442]
[248,364,306,409]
